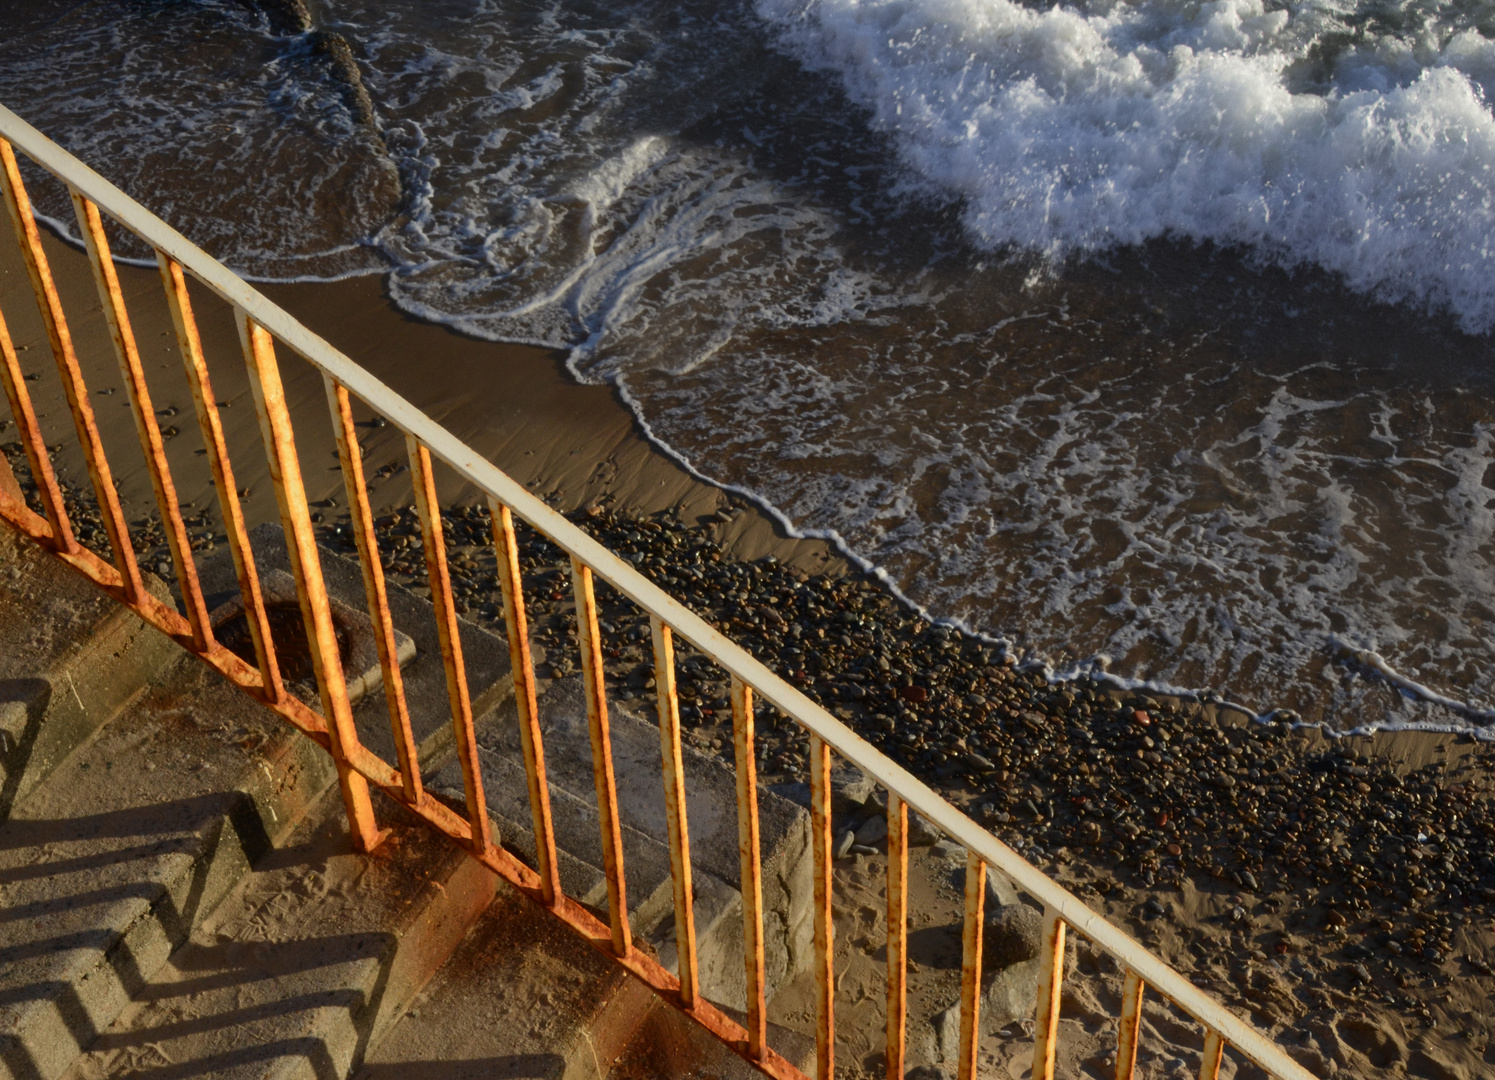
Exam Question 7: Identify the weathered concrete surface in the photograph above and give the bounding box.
[606,997,815,1080]
[430,677,814,1007]
[205,567,415,710]
[0,659,338,1080]
[0,521,181,819]
[63,787,498,1080]
[355,878,655,1080]
[199,524,514,772]
[2,511,819,1078]
[0,520,443,1080]
[443,738,655,920]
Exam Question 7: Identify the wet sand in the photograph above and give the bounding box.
[0,226,848,578]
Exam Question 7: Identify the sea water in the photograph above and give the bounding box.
[6,0,1495,732]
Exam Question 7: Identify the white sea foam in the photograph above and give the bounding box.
[758,0,1495,332]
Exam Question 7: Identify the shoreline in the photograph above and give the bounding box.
[0,226,852,577]
[5,223,1484,737]
[3,232,1494,1074]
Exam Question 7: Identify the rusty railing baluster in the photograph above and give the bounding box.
[0,305,73,547]
[651,615,699,1010]
[1117,969,1145,1080]
[809,732,834,1080]
[239,310,382,852]
[1032,909,1067,1080]
[0,138,144,603]
[958,850,986,1080]
[490,497,562,905]
[326,377,421,804]
[72,191,213,648]
[731,676,769,1060]
[573,556,632,957]
[886,792,909,1080]
[409,437,492,855]
[158,253,284,702]
[1200,1030,1225,1080]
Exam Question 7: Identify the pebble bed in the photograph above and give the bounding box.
[344,502,1495,1042]
[4,438,1491,1044]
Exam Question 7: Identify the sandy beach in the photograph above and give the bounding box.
[0,226,848,577]
[2,224,1493,1078]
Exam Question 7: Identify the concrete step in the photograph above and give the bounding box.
[0,522,473,1080]
[606,999,815,1080]
[13,527,519,1080]
[0,521,182,820]
[198,524,516,773]
[205,567,415,714]
[0,654,338,1080]
[355,676,818,1080]
[61,783,499,1080]
[354,876,655,1080]
[427,676,815,1010]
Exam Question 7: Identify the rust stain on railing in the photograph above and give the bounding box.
[492,496,562,907]
[1,139,145,606]
[1116,968,1145,1080]
[0,104,1319,1080]
[0,305,72,550]
[652,615,701,1011]
[731,676,769,1062]
[957,850,986,1080]
[327,376,422,804]
[240,310,384,853]
[159,252,284,703]
[884,792,909,1080]
[73,190,214,650]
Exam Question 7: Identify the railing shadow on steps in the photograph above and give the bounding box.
[0,103,1315,1080]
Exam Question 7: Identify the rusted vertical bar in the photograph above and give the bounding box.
[731,676,768,1060]
[1198,1030,1225,1080]
[651,615,699,1010]
[0,305,73,548]
[958,850,986,1080]
[886,792,909,1080]
[239,310,381,853]
[71,191,212,648]
[158,253,283,702]
[490,497,562,906]
[409,437,491,856]
[1116,969,1145,1080]
[326,377,421,804]
[0,138,144,603]
[809,732,834,1080]
[572,557,632,957]
[1031,909,1067,1080]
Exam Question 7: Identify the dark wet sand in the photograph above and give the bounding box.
[0,227,848,577]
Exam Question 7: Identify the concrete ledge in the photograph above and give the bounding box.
[433,677,813,1010]
[0,523,182,820]
[201,524,513,773]
[355,877,656,1080]
[607,994,815,1080]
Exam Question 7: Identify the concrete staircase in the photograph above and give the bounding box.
[0,524,181,820]
[0,519,814,1080]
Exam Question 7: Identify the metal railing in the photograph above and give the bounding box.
[0,103,1313,1080]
